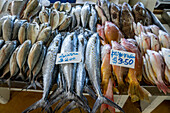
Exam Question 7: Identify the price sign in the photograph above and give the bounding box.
[110,50,135,69]
[56,52,81,64]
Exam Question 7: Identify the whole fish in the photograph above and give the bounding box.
[85,33,124,113]
[18,22,28,44]
[39,7,49,24]
[23,0,39,19]
[147,50,170,94]
[16,40,32,80]
[70,7,76,29]
[22,34,62,113]
[36,26,52,44]
[0,40,4,49]
[6,46,20,86]
[59,16,72,31]
[81,2,91,28]
[111,41,128,93]
[12,19,26,40]
[50,9,59,30]
[121,38,150,102]
[27,41,43,81]
[100,0,110,21]
[158,30,170,49]
[95,4,107,25]
[27,22,39,44]
[162,48,170,70]
[0,41,17,70]
[2,17,14,41]
[74,5,82,27]
[110,3,120,28]
[147,32,160,51]
[27,46,46,89]
[89,6,98,32]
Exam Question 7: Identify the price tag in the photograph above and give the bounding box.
[110,50,135,69]
[56,52,81,64]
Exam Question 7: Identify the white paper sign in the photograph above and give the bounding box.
[56,52,81,64]
[110,50,135,69]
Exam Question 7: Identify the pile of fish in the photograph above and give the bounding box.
[20,31,124,113]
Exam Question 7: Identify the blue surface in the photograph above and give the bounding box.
[49,0,76,3]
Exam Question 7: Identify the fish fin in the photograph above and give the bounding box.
[35,81,42,89]
[27,81,37,90]
[92,96,124,113]
[16,71,25,80]
[61,101,77,113]
[84,85,97,99]
[22,99,46,113]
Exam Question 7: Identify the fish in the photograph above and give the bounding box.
[147,32,160,51]
[12,19,26,40]
[100,0,110,21]
[11,0,23,15]
[121,38,150,102]
[36,26,52,44]
[27,41,43,82]
[121,4,135,38]
[23,0,39,19]
[158,30,170,49]
[85,33,124,113]
[165,66,170,84]
[149,25,160,36]
[32,16,41,25]
[95,4,107,25]
[146,50,170,94]
[137,22,145,35]
[122,2,132,12]
[18,22,28,44]
[16,0,29,19]
[0,40,4,49]
[133,22,138,35]
[0,41,17,70]
[2,17,14,41]
[39,6,49,24]
[0,16,8,37]
[111,41,128,93]
[59,16,72,31]
[63,2,72,13]
[127,39,138,46]
[70,7,76,29]
[97,24,107,45]
[16,40,32,80]
[6,46,20,87]
[53,1,61,10]
[74,5,82,27]
[22,34,62,113]
[39,22,49,32]
[81,2,91,28]
[104,21,123,45]
[27,22,39,44]
[0,0,7,13]
[110,3,120,28]
[141,32,151,54]
[58,12,67,27]
[28,3,42,22]
[27,46,46,89]
[161,48,170,70]
[0,62,10,79]
[59,3,64,11]
[89,6,98,32]
[144,26,151,33]
[50,9,59,30]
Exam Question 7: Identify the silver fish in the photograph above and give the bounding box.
[2,17,14,41]
[16,40,32,80]
[81,2,91,28]
[22,34,62,113]
[85,33,124,113]
[74,5,82,27]
[89,6,98,32]
[27,41,43,82]
[0,41,17,70]
[27,22,39,44]
[27,45,46,89]
[59,16,72,31]
[18,22,28,44]
[36,26,52,44]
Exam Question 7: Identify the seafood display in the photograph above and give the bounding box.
[0,0,170,113]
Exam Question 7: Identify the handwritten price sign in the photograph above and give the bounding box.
[56,52,81,64]
[110,50,135,69]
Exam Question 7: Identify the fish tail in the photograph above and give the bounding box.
[156,81,170,94]
[100,104,108,113]
[128,81,140,102]
[22,99,46,113]
[16,70,25,80]
[5,78,11,88]
[108,105,116,113]
[53,97,69,113]
[92,96,124,113]
[27,80,36,90]
[61,101,77,113]
[84,85,97,99]
[35,80,43,89]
